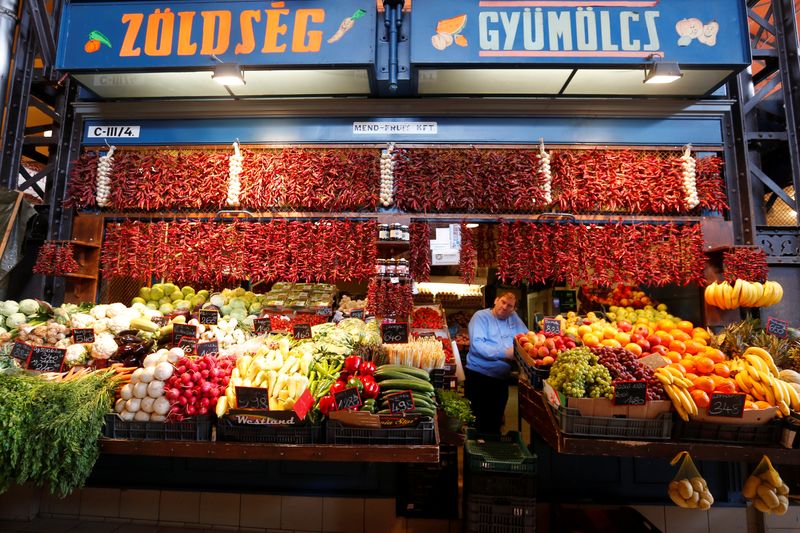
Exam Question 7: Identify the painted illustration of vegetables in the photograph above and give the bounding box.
[431,14,467,51]
[328,9,366,43]
[84,30,112,54]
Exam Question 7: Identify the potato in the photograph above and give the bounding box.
[678,479,694,500]
[743,476,761,499]
[757,485,780,509]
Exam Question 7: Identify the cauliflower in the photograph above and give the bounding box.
[0,301,19,317]
[108,314,132,335]
[65,344,89,367]
[55,338,72,349]
[69,313,96,329]
[5,313,27,329]
[105,302,128,318]
[91,332,117,359]
[142,308,162,320]
[93,318,110,334]
[90,305,109,320]
[18,299,39,316]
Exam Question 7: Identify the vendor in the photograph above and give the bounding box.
[465,291,528,433]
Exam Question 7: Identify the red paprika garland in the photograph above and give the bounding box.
[33,242,80,276]
[367,278,413,319]
[722,247,769,283]
[409,222,432,282]
[459,223,477,284]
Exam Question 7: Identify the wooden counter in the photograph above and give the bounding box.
[519,380,800,465]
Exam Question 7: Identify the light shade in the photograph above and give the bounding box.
[644,61,683,84]
[212,63,245,86]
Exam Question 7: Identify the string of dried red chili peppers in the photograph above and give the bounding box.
[459,223,477,284]
[722,247,769,283]
[100,220,377,286]
[367,278,414,319]
[496,222,706,287]
[409,222,432,282]
[63,152,98,209]
[476,224,498,268]
[33,242,80,276]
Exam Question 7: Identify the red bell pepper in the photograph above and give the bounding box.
[344,355,362,374]
[318,395,336,416]
[330,381,347,395]
[359,361,376,376]
[362,380,380,400]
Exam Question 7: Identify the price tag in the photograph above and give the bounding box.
[350,309,365,319]
[151,316,167,327]
[542,318,562,336]
[293,323,312,340]
[173,324,197,343]
[71,328,95,344]
[418,332,436,338]
[315,307,332,316]
[386,390,415,414]
[381,322,409,344]
[236,386,269,410]
[766,317,789,339]
[199,310,218,325]
[26,346,66,372]
[709,393,746,418]
[10,342,32,361]
[293,388,314,421]
[253,317,271,335]
[334,387,362,410]
[177,336,197,355]
[196,340,219,357]
[613,381,647,406]
[390,277,400,284]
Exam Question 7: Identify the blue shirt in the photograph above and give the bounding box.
[466,308,528,379]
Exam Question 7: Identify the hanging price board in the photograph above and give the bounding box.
[293,323,312,340]
[71,328,95,343]
[766,317,789,339]
[613,381,647,406]
[235,386,269,410]
[709,393,746,418]
[177,336,197,355]
[542,318,562,336]
[334,387,362,410]
[386,390,415,414]
[173,324,197,343]
[26,346,66,372]
[253,317,271,335]
[196,340,219,357]
[381,322,409,344]
[10,342,32,361]
[199,310,218,325]
[350,309,365,319]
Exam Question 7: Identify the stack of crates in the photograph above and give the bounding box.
[464,430,536,532]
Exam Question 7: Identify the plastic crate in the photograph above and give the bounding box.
[466,471,537,499]
[466,494,536,533]
[465,430,536,475]
[430,368,445,389]
[326,418,436,445]
[514,347,550,389]
[397,445,459,519]
[103,414,212,441]
[216,417,322,444]
[674,419,782,445]
[552,404,672,440]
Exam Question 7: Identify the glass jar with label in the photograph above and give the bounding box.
[401,225,410,241]
[376,259,386,276]
[379,224,390,240]
[385,258,397,275]
[390,223,402,240]
[397,258,409,276]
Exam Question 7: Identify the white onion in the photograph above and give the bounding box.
[147,379,166,398]
[150,414,166,422]
[115,398,126,413]
[131,368,144,384]
[120,383,134,400]
[140,397,155,413]
[125,398,141,412]
[154,361,174,381]
[140,367,155,383]
[153,397,171,416]
[133,382,149,399]
[120,410,135,422]
[143,353,162,368]
[134,411,151,422]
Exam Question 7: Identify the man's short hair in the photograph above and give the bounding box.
[496,291,517,303]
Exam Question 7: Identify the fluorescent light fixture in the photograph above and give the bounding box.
[212,63,245,86]
[465,223,479,228]
[43,130,52,137]
[644,61,683,84]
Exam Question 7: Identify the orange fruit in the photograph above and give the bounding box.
[624,343,643,357]
[692,327,711,340]
[685,372,699,382]
[669,340,686,354]
[691,389,710,409]
[666,351,681,363]
[680,359,696,374]
[670,329,692,342]
[693,376,715,394]
[601,338,622,348]
[582,333,600,347]
[745,401,758,410]
[684,340,704,355]
[603,327,617,340]
[657,319,674,332]
[754,401,772,409]
[677,320,694,334]
[436,14,468,34]
[714,380,737,394]
[692,336,707,346]
[614,332,631,345]
[657,332,674,346]
[651,345,668,356]
[713,363,731,378]
[705,348,726,363]
[577,325,592,337]
[695,357,715,374]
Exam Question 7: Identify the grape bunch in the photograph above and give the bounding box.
[548,347,613,399]
[591,346,667,401]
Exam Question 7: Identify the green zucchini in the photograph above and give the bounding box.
[374,365,431,381]
[374,370,423,382]
[376,379,434,393]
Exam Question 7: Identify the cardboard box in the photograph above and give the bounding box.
[690,406,777,426]
[543,380,672,420]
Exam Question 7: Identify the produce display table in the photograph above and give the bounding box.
[99,439,441,463]
[519,380,800,465]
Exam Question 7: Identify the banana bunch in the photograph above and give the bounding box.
[655,366,697,421]
[669,476,714,510]
[743,468,789,515]
[704,279,784,309]
[730,347,799,416]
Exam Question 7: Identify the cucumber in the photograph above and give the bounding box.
[374,365,431,381]
[376,379,434,394]
[374,370,422,382]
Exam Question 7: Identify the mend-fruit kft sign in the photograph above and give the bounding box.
[411,0,749,67]
[56,0,375,70]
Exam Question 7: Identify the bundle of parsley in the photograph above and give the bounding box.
[0,370,116,496]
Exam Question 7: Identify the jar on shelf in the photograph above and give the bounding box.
[379,224,390,240]
[390,223,402,240]
[385,258,397,275]
[397,258,409,276]
[401,225,410,241]
[376,259,386,275]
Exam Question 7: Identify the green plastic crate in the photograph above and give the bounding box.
[465,429,536,475]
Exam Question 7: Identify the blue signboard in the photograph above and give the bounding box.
[56,0,375,70]
[81,116,723,146]
[411,0,749,67]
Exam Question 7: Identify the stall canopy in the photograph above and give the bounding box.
[56,0,750,99]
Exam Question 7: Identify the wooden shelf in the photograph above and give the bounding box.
[64,272,98,280]
[377,240,410,246]
[99,439,440,463]
[518,380,800,465]
[70,239,102,248]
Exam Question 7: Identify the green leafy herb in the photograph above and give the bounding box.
[435,390,475,425]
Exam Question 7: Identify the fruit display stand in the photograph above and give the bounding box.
[518,379,800,465]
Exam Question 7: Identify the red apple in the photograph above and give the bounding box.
[616,320,632,332]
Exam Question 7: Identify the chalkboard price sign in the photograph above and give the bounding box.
[177,336,197,355]
[334,387,363,410]
[236,386,269,410]
[10,342,32,361]
[26,346,66,372]
[766,317,789,339]
[293,323,312,340]
[387,390,415,414]
[253,317,271,335]
[196,340,219,357]
[72,328,95,344]
[542,318,562,336]
[350,309,365,319]
[613,381,647,406]
[151,316,167,327]
[381,322,409,344]
[173,324,197,343]
[315,307,332,316]
[709,393,746,418]
[199,310,218,325]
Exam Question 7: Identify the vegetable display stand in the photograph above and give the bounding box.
[551,404,673,440]
[326,418,436,445]
[674,419,783,446]
[397,444,459,519]
[216,416,323,444]
[515,340,549,389]
[465,494,536,533]
[103,414,212,441]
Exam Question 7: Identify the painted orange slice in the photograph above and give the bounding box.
[436,14,467,35]
[454,34,468,47]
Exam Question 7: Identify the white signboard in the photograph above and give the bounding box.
[87,125,140,138]
[352,122,438,135]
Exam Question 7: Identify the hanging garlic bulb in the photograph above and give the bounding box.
[227,141,243,207]
[95,145,116,208]
[379,143,395,207]
[681,145,699,209]
[538,139,552,204]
